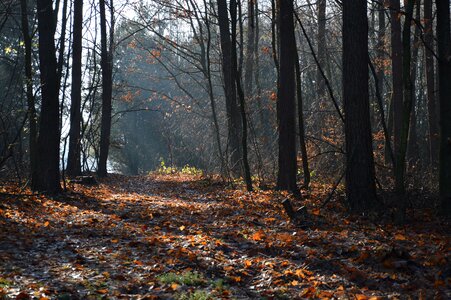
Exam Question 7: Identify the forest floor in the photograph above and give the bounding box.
[0,173,449,300]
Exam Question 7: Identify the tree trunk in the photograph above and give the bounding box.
[376,1,391,165]
[407,0,421,163]
[271,0,279,83]
[217,0,242,176]
[342,0,378,212]
[20,0,37,178]
[244,0,255,97]
[424,0,439,166]
[200,0,226,176]
[67,0,83,176]
[276,0,298,194]
[295,48,310,188]
[32,0,61,193]
[394,0,415,222]
[316,0,327,132]
[437,0,451,217]
[98,0,113,177]
[390,0,404,168]
[231,0,252,191]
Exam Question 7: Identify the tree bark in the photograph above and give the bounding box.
[32,0,61,193]
[407,0,421,163]
[295,48,310,188]
[424,0,439,166]
[342,0,378,212]
[231,0,252,191]
[67,0,83,176]
[20,0,37,178]
[217,0,242,176]
[316,0,327,132]
[390,0,404,167]
[437,0,451,217]
[98,0,113,177]
[244,0,255,97]
[276,0,298,194]
[394,0,415,222]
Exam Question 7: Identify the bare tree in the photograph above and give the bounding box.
[276,0,298,194]
[67,0,84,176]
[32,0,61,193]
[342,0,378,212]
[98,0,114,177]
[437,0,451,217]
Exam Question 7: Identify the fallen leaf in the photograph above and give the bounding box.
[252,230,265,241]
[171,283,179,290]
[394,233,407,241]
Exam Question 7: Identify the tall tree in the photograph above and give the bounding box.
[316,0,327,132]
[407,0,421,163]
[424,0,439,166]
[98,0,114,177]
[394,0,415,221]
[276,0,298,193]
[67,0,83,176]
[20,0,37,178]
[32,0,61,193]
[217,0,242,175]
[377,0,386,117]
[244,0,255,96]
[342,0,378,212]
[390,0,403,171]
[230,0,252,190]
[437,0,451,216]
[295,48,310,188]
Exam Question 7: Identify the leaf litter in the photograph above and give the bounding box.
[0,174,449,299]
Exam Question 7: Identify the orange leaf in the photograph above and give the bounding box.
[312,209,320,216]
[111,239,119,243]
[223,265,233,272]
[434,279,445,288]
[252,230,266,241]
[300,286,316,297]
[244,260,252,268]
[232,276,241,283]
[355,294,368,300]
[134,260,144,266]
[43,221,49,227]
[394,233,407,241]
[179,225,186,231]
[96,289,108,294]
[318,291,334,298]
[171,283,179,290]
[270,92,277,101]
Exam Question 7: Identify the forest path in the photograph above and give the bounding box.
[0,174,449,299]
